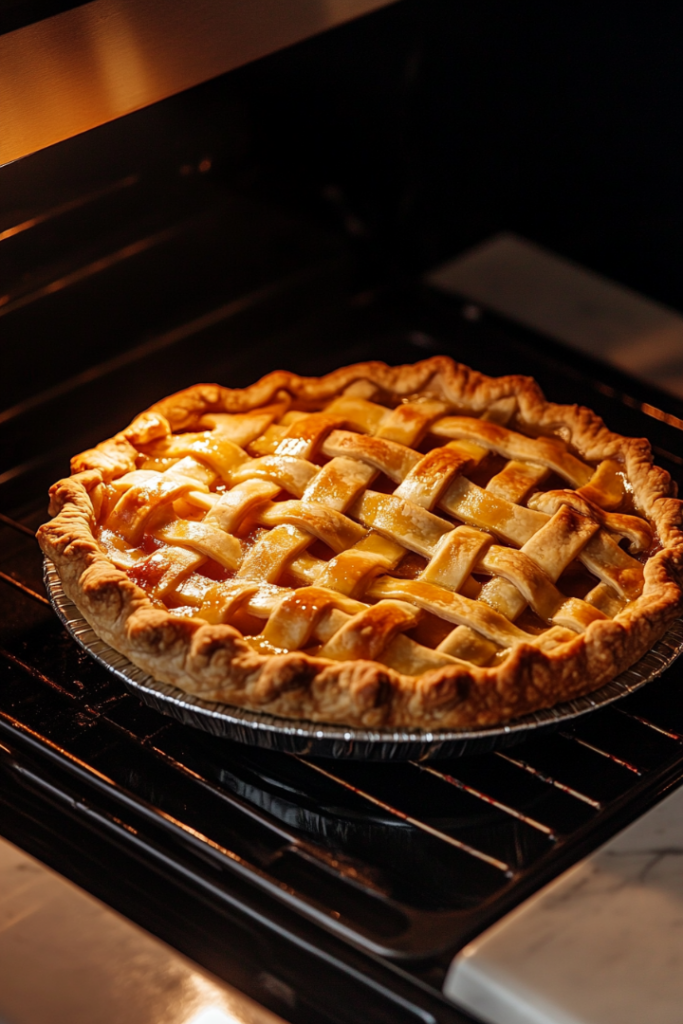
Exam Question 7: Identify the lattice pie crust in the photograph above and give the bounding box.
[38,357,683,728]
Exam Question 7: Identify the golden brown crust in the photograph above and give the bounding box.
[37,356,683,729]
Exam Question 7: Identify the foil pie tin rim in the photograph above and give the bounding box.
[44,558,683,758]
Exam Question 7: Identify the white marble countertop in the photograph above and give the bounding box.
[0,836,283,1024]
[444,782,683,1024]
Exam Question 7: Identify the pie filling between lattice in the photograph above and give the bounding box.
[38,358,683,729]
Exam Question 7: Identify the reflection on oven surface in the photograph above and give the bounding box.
[1,307,682,980]
[3,5,683,1017]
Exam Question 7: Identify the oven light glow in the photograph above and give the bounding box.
[185,1007,241,1024]
[181,973,253,1024]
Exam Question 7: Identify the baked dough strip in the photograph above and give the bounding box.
[93,386,651,673]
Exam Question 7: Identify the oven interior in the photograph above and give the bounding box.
[2,4,683,1023]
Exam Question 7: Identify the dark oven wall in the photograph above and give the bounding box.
[228,0,683,306]
[1,4,415,491]
[2,0,682,499]
[2,9,683,1019]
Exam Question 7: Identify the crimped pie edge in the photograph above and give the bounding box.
[37,356,683,729]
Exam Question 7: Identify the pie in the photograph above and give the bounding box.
[37,356,683,729]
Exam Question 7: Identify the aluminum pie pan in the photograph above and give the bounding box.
[44,559,683,760]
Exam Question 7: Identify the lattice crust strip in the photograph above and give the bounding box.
[38,357,683,729]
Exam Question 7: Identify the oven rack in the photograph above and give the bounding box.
[3,506,683,980]
[2,288,683,1023]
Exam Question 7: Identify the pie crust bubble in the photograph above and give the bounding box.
[38,357,683,730]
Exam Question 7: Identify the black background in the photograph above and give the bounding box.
[3,1,683,304]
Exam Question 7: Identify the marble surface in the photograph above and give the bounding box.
[0,836,283,1024]
[427,233,683,398]
[444,782,683,1024]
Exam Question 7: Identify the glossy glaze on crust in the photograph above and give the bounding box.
[37,357,683,729]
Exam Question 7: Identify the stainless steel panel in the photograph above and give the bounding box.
[427,234,683,401]
[0,0,395,165]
